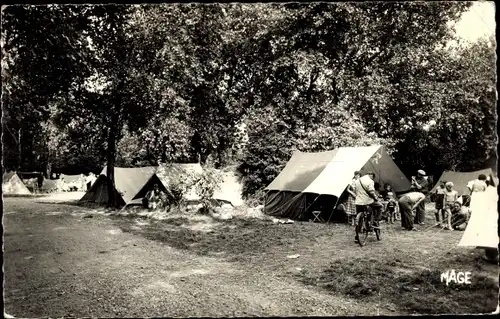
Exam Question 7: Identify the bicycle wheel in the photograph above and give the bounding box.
[357,214,369,247]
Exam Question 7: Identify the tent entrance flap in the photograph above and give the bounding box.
[265,191,337,221]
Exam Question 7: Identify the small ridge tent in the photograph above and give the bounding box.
[39,178,62,193]
[60,174,86,191]
[430,168,497,196]
[79,166,167,208]
[2,172,31,195]
[264,145,411,221]
[458,186,499,248]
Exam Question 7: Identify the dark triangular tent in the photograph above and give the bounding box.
[78,166,168,208]
[430,168,497,196]
[2,172,31,195]
[264,145,411,221]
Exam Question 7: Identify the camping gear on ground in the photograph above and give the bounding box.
[2,172,31,195]
[430,168,497,197]
[264,145,411,221]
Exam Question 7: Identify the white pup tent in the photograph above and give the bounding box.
[458,186,499,249]
[264,145,412,221]
[2,172,31,195]
[213,169,245,207]
[60,174,87,191]
[79,166,168,208]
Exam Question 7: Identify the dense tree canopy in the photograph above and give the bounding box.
[2,2,495,205]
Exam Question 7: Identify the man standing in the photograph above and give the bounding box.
[354,172,380,243]
[411,169,429,225]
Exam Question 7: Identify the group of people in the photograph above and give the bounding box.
[344,168,493,244]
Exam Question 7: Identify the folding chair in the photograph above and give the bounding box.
[311,211,325,223]
[346,213,356,226]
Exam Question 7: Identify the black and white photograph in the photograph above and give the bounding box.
[1,1,498,317]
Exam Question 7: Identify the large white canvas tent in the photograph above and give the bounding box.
[264,145,411,220]
[458,186,499,248]
[430,168,497,196]
[2,172,31,195]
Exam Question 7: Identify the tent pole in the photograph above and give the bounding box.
[327,196,340,224]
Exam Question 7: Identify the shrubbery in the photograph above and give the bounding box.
[194,163,223,214]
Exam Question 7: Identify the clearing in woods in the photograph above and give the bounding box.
[3,197,498,317]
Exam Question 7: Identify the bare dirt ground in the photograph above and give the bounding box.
[3,197,499,317]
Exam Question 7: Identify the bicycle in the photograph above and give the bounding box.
[355,207,381,246]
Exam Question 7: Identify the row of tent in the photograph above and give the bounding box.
[3,145,497,216]
[2,165,244,208]
[79,164,244,208]
[2,171,92,194]
[262,145,497,221]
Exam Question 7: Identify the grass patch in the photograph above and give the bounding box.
[110,204,498,315]
[112,211,314,259]
[297,257,498,315]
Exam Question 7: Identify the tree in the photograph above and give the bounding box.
[393,36,497,175]
[235,2,473,197]
[2,5,95,175]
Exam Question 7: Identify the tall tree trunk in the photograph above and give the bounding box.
[45,161,52,179]
[17,127,22,172]
[106,114,119,208]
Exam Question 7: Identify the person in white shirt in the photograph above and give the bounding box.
[354,172,381,243]
[466,174,497,264]
[467,174,488,194]
[398,191,426,231]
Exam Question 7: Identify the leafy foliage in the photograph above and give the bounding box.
[2,3,494,206]
[194,163,223,213]
[156,164,198,208]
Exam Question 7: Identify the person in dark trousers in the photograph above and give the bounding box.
[398,191,426,231]
[411,169,429,225]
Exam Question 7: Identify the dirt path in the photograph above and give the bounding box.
[4,198,387,317]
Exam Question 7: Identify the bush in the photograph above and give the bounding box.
[156,164,198,209]
[194,163,223,214]
[245,188,267,207]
